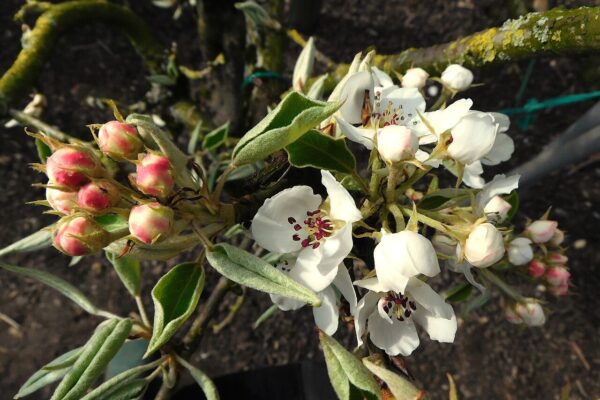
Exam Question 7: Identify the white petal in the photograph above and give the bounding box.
[422,98,473,136]
[333,264,357,315]
[339,71,374,124]
[376,87,426,129]
[335,116,375,149]
[326,53,362,103]
[313,286,339,335]
[293,223,353,292]
[377,297,394,324]
[490,112,510,133]
[322,170,362,222]
[448,260,486,293]
[354,277,387,292]
[406,278,454,319]
[355,291,379,346]
[412,309,457,343]
[251,186,321,253]
[448,111,498,165]
[372,67,394,88]
[462,161,485,188]
[475,174,520,214]
[482,133,514,166]
[270,293,305,311]
[368,311,420,356]
[415,149,442,168]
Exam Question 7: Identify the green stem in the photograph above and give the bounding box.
[478,268,524,302]
[399,206,450,234]
[396,165,433,195]
[385,165,401,204]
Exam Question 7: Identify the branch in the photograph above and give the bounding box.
[0,0,165,114]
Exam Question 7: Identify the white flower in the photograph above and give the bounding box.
[292,37,315,92]
[252,170,361,292]
[354,277,456,356]
[374,230,440,294]
[463,223,505,268]
[441,64,473,91]
[526,220,558,243]
[483,196,512,223]
[508,238,534,265]
[271,262,357,335]
[376,125,418,163]
[475,174,520,223]
[417,98,473,144]
[447,111,499,165]
[401,68,429,89]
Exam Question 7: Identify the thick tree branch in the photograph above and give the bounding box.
[0,0,165,114]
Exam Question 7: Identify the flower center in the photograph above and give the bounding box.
[379,292,417,322]
[287,209,334,250]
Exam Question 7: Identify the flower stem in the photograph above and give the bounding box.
[135,295,151,327]
[399,206,450,234]
[478,268,524,302]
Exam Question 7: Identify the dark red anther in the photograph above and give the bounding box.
[292,234,301,241]
[293,224,302,231]
[404,309,412,318]
[301,239,310,247]
[288,217,296,224]
[409,301,417,310]
[312,242,320,249]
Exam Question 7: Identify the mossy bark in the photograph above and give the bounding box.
[0,0,164,115]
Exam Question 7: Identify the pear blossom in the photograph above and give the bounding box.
[46,147,103,189]
[270,263,357,335]
[463,223,505,268]
[53,216,108,256]
[98,121,143,160]
[546,266,570,288]
[374,230,440,294]
[528,259,546,278]
[508,238,533,265]
[354,277,457,356]
[128,202,174,244]
[401,68,429,89]
[441,64,473,91]
[376,125,418,163]
[252,170,361,292]
[508,300,546,326]
[526,220,558,243]
[475,174,520,222]
[447,111,499,165]
[135,153,174,198]
[483,196,512,223]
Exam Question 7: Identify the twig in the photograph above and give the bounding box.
[212,287,246,334]
[0,312,20,331]
[8,109,70,141]
[135,295,151,327]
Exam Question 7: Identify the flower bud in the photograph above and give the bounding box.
[504,307,522,324]
[53,216,109,256]
[549,283,569,296]
[527,259,546,278]
[432,233,457,257]
[128,202,174,244]
[135,153,174,198]
[514,301,545,326]
[550,228,565,246]
[546,266,570,287]
[46,147,103,189]
[447,111,498,165]
[401,68,429,89]
[526,220,558,243]
[546,252,568,265]
[46,187,77,214]
[483,195,512,224]
[292,37,315,92]
[376,125,418,163]
[507,237,533,266]
[98,121,143,160]
[77,180,120,213]
[441,64,473,91]
[464,223,505,268]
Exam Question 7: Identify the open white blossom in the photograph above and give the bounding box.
[354,277,457,356]
[252,170,361,292]
[271,262,357,335]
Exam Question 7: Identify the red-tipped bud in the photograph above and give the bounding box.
[526,220,558,243]
[46,187,77,214]
[53,216,109,256]
[98,121,143,160]
[135,154,174,198]
[546,266,570,288]
[128,202,174,244]
[77,180,121,213]
[548,283,569,296]
[546,252,568,265]
[46,147,103,189]
[527,259,546,278]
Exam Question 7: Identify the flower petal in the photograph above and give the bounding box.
[462,161,485,189]
[412,308,457,343]
[333,264,357,315]
[422,98,473,136]
[313,286,340,335]
[372,67,394,88]
[339,71,374,124]
[251,186,322,253]
[354,277,387,292]
[482,133,514,165]
[475,174,520,214]
[335,116,375,149]
[270,293,305,311]
[368,311,420,356]
[322,170,362,222]
[355,291,379,346]
[448,111,498,165]
[375,87,426,129]
[406,278,454,319]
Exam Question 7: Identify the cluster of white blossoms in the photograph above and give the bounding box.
[250,54,569,356]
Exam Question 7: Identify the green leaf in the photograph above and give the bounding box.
[0,262,100,315]
[146,74,176,86]
[35,138,52,163]
[286,129,356,174]
[106,253,141,297]
[15,348,82,399]
[187,121,203,155]
[175,354,220,400]
[206,243,320,306]
[146,262,205,357]
[95,214,128,234]
[105,339,149,380]
[202,122,229,151]
[233,91,341,165]
[319,331,380,400]
[51,319,132,400]
[418,188,470,210]
[504,190,520,222]
[97,379,148,400]
[0,228,52,258]
[362,357,422,400]
[444,283,473,304]
[105,234,199,261]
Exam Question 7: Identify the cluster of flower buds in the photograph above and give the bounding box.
[37,118,183,257]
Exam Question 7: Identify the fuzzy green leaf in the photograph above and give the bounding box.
[233,91,340,165]
[286,129,356,174]
[95,214,128,234]
[175,355,220,400]
[0,228,52,257]
[206,243,320,306]
[418,188,470,210]
[504,190,520,222]
[319,331,380,400]
[35,138,52,163]
[106,253,141,297]
[202,122,229,151]
[444,283,473,304]
[146,262,205,357]
[362,357,422,400]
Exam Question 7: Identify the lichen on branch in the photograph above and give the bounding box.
[0,0,165,114]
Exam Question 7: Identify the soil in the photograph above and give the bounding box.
[1,1,600,399]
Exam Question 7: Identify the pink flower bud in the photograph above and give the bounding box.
[464,223,505,268]
[53,216,109,256]
[135,154,174,198]
[46,187,77,214]
[483,195,512,224]
[504,307,522,324]
[376,125,418,163]
[546,266,570,288]
[514,301,545,326]
[526,220,558,243]
[549,283,569,296]
[550,228,565,246]
[46,147,103,189]
[128,202,174,244]
[77,180,121,213]
[546,252,568,265]
[98,121,143,160]
[527,259,546,278]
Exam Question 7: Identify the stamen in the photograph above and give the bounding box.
[287,209,335,251]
